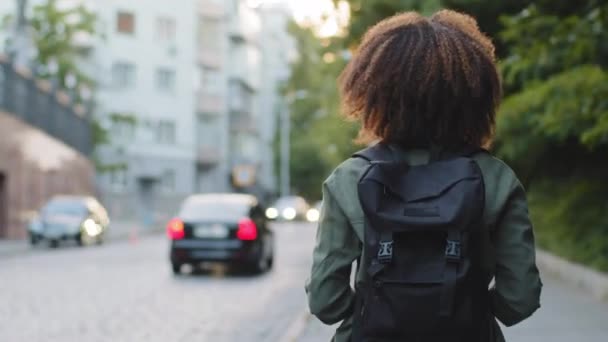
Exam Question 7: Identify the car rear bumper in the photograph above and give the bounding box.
[170,239,261,264]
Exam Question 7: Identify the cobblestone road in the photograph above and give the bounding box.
[3,221,608,342]
[0,222,316,342]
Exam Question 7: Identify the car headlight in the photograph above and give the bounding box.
[282,207,296,220]
[306,208,320,222]
[82,219,101,236]
[265,207,278,219]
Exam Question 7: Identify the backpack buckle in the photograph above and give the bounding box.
[377,240,393,263]
[445,239,461,261]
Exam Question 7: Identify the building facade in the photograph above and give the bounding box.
[91,0,198,225]
[195,0,294,202]
[0,0,294,230]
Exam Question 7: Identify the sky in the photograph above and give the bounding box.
[274,0,350,37]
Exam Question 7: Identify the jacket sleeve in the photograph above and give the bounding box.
[490,179,542,326]
[305,178,361,325]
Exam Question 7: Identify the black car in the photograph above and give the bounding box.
[28,196,110,247]
[168,193,274,275]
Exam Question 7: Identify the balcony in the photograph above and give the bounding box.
[197,50,223,69]
[198,0,225,19]
[197,92,224,114]
[196,145,221,166]
[0,56,92,156]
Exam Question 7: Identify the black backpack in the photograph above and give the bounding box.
[352,144,489,342]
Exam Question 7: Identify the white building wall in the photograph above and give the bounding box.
[257,3,294,195]
[89,0,199,224]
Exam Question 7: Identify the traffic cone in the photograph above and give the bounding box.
[129,226,138,245]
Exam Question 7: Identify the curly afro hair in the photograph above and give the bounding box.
[339,10,502,149]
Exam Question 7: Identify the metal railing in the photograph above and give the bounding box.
[0,57,92,156]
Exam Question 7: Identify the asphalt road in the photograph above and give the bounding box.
[0,222,316,342]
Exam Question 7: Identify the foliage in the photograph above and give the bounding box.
[91,118,109,145]
[529,180,608,272]
[499,3,608,93]
[281,21,360,200]
[337,0,440,46]
[2,0,98,95]
[109,112,138,125]
[497,65,608,151]
[491,2,608,270]
[30,0,97,92]
[285,0,608,269]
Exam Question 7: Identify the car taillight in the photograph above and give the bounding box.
[237,218,257,241]
[167,218,185,240]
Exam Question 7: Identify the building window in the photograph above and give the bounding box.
[156,17,176,41]
[156,120,175,144]
[156,68,176,92]
[198,17,222,52]
[199,67,222,94]
[111,120,135,142]
[162,169,176,191]
[110,167,128,189]
[111,62,136,88]
[117,11,135,35]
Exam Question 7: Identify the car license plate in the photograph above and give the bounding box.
[193,224,228,239]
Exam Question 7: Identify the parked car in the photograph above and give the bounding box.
[28,195,110,248]
[265,196,310,221]
[168,193,274,275]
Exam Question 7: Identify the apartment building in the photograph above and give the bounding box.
[91,0,198,225]
[1,0,294,226]
[195,0,294,202]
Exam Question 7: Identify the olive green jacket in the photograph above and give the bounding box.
[305,147,542,342]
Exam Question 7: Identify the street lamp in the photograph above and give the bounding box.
[280,90,308,198]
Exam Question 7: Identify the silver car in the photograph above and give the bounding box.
[28,196,110,248]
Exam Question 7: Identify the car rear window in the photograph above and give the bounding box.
[179,200,250,222]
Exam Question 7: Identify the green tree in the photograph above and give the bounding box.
[492,2,608,270]
[2,0,98,94]
[282,21,358,200]
[288,0,608,269]
[338,0,440,46]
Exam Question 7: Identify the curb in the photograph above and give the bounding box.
[536,249,608,301]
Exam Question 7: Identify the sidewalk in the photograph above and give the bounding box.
[295,251,608,342]
[0,220,163,258]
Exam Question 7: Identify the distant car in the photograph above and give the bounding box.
[28,196,110,248]
[168,193,274,275]
[266,196,310,221]
[306,201,322,223]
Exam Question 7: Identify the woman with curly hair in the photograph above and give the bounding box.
[306,10,541,342]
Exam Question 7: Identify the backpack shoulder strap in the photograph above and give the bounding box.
[352,143,394,163]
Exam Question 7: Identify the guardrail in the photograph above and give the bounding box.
[0,56,92,156]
